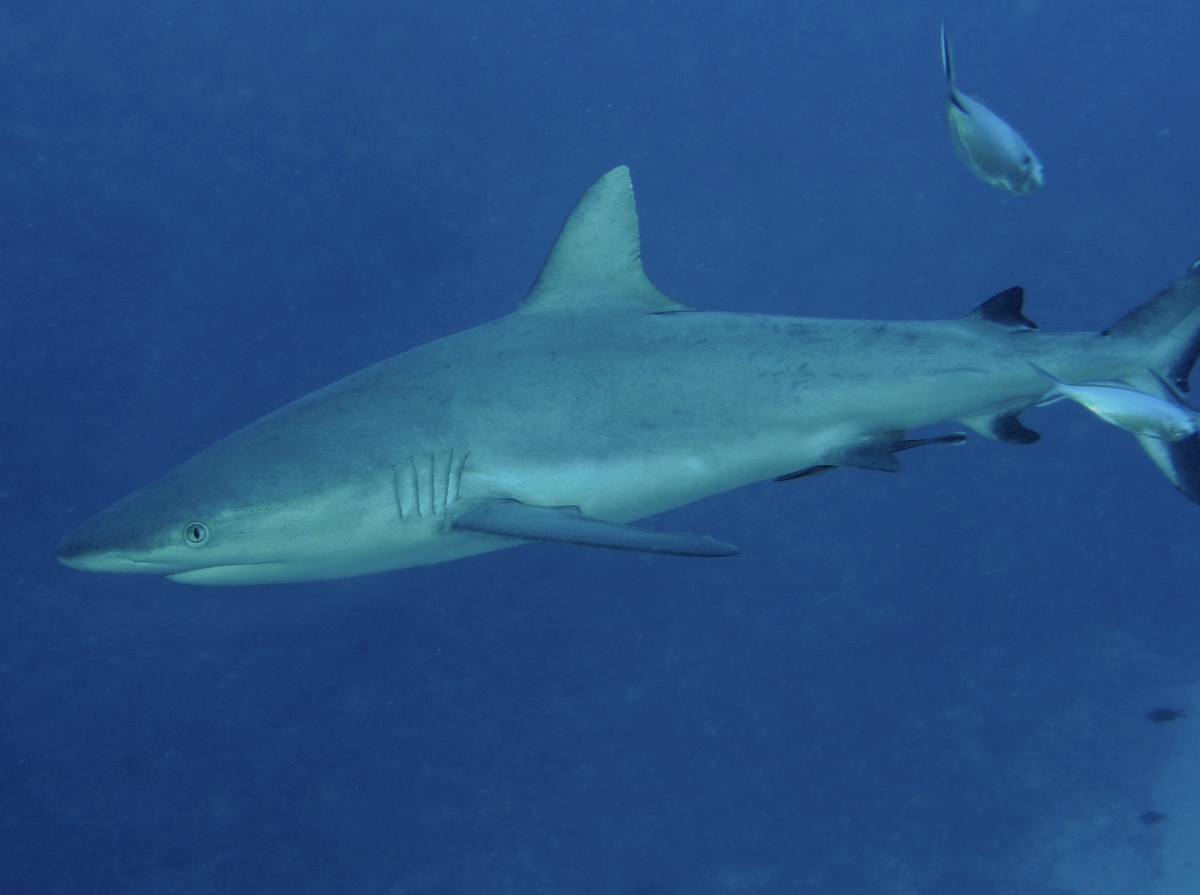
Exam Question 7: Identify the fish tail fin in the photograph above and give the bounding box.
[1025,362,1070,405]
[1104,259,1200,503]
[941,23,954,84]
[1026,361,1063,385]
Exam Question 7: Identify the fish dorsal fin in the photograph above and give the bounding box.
[966,286,1038,330]
[1127,368,1200,411]
[941,23,955,85]
[519,167,693,315]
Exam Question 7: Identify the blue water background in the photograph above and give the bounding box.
[3,1,1200,892]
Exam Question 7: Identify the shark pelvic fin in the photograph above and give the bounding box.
[519,167,693,315]
[449,498,738,556]
[966,287,1038,331]
[775,432,967,481]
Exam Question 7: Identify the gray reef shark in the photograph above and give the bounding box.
[56,167,1200,584]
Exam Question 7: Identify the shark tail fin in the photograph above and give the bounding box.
[1103,258,1200,392]
[1133,433,1200,505]
[1104,259,1200,504]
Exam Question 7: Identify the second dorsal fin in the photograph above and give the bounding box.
[519,167,692,315]
[966,286,1038,330]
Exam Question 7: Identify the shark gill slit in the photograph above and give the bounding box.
[447,450,467,508]
[393,450,467,521]
[416,455,434,517]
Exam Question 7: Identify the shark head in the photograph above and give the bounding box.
[58,468,329,585]
[55,473,209,579]
[54,415,410,585]
[57,500,259,585]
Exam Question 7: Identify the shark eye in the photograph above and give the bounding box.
[183,522,209,547]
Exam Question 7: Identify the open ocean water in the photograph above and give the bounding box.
[4,1,1200,893]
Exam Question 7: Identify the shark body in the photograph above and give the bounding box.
[56,167,1200,584]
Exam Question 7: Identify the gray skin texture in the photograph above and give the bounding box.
[55,167,1195,584]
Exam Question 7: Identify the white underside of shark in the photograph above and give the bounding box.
[55,167,1200,584]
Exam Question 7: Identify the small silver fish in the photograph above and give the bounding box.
[1029,363,1200,440]
[942,25,1044,195]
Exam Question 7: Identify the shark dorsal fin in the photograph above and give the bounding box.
[967,286,1038,330]
[519,167,693,315]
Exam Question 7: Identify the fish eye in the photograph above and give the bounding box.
[183,521,210,547]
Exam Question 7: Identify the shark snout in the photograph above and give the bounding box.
[54,526,147,574]
[55,547,151,574]
[54,510,185,576]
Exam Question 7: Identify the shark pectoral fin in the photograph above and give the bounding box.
[449,498,739,557]
[774,432,966,482]
[960,409,1041,444]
